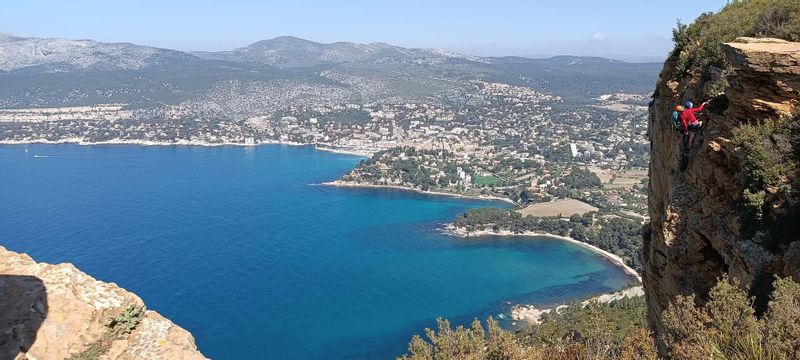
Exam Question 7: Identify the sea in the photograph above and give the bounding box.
[0,144,635,359]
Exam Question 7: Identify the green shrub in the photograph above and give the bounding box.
[732,116,799,243]
[660,294,715,359]
[750,0,800,41]
[398,274,800,359]
[65,333,115,360]
[661,275,800,360]
[741,189,767,226]
[400,295,654,360]
[733,119,795,188]
[398,317,532,360]
[763,277,800,358]
[66,306,145,360]
[110,305,144,334]
[671,0,800,81]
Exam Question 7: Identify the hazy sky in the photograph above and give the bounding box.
[4,0,729,61]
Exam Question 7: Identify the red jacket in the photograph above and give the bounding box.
[680,103,705,131]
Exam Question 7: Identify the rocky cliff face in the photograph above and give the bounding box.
[0,246,207,360]
[645,38,800,347]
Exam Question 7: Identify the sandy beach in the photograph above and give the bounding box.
[321,180,517,204]
[445,225,642,282]
[313,145,373,157]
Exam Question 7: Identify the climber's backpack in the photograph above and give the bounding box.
[671,110,683,131]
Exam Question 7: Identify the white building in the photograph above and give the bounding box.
[570,143,579,158]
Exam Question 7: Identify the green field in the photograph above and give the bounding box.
[474,175,503,186]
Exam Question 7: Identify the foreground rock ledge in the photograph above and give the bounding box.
[0,246,207,360]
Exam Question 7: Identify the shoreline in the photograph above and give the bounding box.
[8,140,632,282]
[511,286,645,325]
[0,138,381,157]
[6,140,514,204]
[0,138,286,147]
[313,145,373,157]
[4,138,642,333]
[320,180,517,205]
[0,139,381,157]
[444,225,642,283]
[0,138,258,147]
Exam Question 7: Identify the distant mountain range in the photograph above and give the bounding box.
[0,33,201,72]
[193,36,470,68]
[0,34,661,110]
[0,34,499,72]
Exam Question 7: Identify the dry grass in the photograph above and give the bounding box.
[588,166,614,184]
[517,199,599,218]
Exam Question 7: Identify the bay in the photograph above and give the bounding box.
[0,144,634,359]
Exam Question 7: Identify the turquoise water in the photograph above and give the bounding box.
[0,144,633,359]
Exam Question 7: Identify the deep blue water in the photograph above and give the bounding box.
[0,144,634,359]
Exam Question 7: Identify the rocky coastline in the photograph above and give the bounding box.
[510,286,645,325]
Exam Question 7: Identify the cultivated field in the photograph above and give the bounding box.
[605,168,648,189]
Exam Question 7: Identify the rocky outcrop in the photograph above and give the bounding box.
[722,38,800,120]
[645,38,800,350]
[0,246,207,360]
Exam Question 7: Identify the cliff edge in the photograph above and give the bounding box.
[645,37,800,348]
[0,246,207,360]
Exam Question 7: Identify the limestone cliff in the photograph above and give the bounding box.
[0,246,207,360]
[644,37,800,348]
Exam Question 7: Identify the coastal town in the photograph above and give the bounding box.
[0,80,650,218]
[8,1,800,358]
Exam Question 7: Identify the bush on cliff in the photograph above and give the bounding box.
[750,0,800,42]
[661,276,800,360]
[672,0,800,81]
[399,277,800,359]
[517,296,650,351]
[398,317,533,360]
[398,297,655,360]
[732,113,800,249]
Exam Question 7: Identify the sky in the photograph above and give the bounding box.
[4,0,730,62]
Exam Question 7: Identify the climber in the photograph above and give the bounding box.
[671,105,685,131]
[680,100,709,148]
